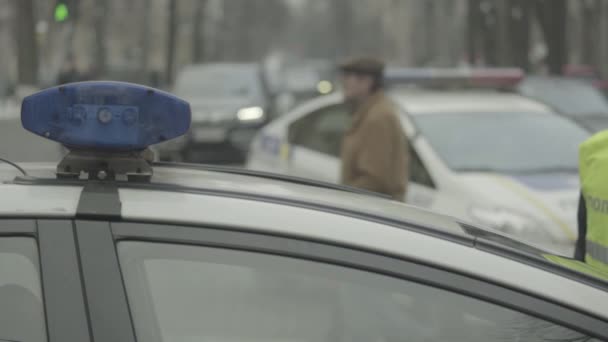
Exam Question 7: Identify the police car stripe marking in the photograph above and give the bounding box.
[492,176,575,240]
[260,134,281,155]
[76,183,122,219]
[280,143,290,160]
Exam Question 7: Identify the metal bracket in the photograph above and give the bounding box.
[56,148,154,182]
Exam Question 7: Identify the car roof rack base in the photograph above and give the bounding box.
[57,148,154,182]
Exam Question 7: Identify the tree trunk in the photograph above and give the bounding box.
[239,0,256,61]
[496,0,511,66]
[467,0,480,65]
[15,0,38,85]
[600,0,608,77]
[480,1,499,66]
[192,0,207,63]
[93,0,108,78]
[535,0,567,75]
[510,0,531,70]
[165,0,177,85]
[581,0,600,66]
[423,1,436,65]
[219,0,239,61]
[140,0,151,73]
[332,0,354,60]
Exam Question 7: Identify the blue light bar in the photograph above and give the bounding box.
[21,81,191,151]
[384,68,524,88]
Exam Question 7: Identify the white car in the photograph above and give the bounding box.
[517,76,608,133]
[247,88,590,256]
[3,80,608,341]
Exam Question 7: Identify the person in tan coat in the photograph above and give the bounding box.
[339,57,408,200]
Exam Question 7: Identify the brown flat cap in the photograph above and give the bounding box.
[338,57,385,75]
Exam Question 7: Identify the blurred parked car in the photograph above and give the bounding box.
[272,59,336,115]
[563,64,608,97]
[517,76,608,133]
[158,63,271,163]
[248,69,590,256]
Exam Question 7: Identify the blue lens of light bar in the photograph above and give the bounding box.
[21,81,191,151]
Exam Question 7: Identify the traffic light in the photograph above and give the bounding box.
[54,0,77,22]
[54,2,69,22]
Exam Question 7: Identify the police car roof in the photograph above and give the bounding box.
[390,90,553,115]
[308,91,552,117]
[2,161,608,317]
[0,162,461,232]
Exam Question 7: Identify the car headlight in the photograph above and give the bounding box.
[317,80,333,94]
[469,205,555,243]
[237,106,265,122]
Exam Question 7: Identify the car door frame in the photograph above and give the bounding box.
[399,111,442,207]
[70,220,138,342]
[70,218,608,340]
[0,219,92,342]
[285,97,346,182]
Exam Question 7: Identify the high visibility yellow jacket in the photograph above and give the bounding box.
[579,130,608,272]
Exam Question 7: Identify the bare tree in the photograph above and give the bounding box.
[93,0,108,77]
[495,0,512,66]
[535,0,567,74]
[332,0,354,59]
[510,0,532,71]
[15,0,39,85]
[480,1,499,66]
[467,0,481,64]
[192,0,207,63]
[580,0,601,66]
[469,0,532,69]
[166,0,177,84]
[140,0,151,73]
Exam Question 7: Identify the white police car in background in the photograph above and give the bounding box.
[2,81,607,342]
[247,69,590,256]
[516,75,608,133]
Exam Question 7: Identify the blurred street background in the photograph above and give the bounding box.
[1,0,608,162]
[2,1,607,92]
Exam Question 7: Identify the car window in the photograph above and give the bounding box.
[517,78,608,116]
[579,116,608,133]
[0,238,46,342]
[288,104,351,157]
[414,112,589,173]
[410,145,435,188]
[176,66,262,100]
[118,241,599,342]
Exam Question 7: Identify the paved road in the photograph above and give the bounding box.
[0,118,63,163]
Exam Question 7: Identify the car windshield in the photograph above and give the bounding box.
[175,66,261,100]
[517,78,608,116]
[414,112,590,174]
[119,241,600,342]
[579,115,608,133]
